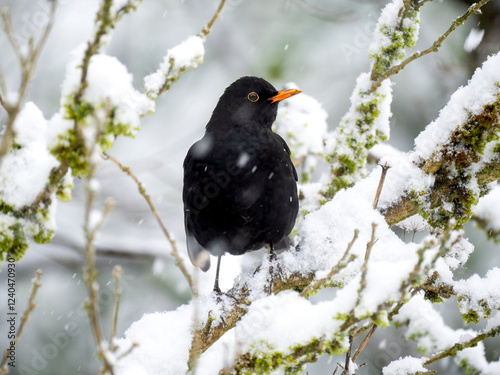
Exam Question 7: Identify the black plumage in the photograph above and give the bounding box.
[183,76,301,291]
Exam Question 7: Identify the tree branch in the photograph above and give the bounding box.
[369,0,493,93]
[0,1,58,161]
[103,152,194,291]
[423,324,500,367]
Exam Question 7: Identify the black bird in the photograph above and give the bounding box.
[183,76,301,292]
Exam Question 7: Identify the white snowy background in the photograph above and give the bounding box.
[0,0,499,374]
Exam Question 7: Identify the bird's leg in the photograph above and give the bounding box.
[268,242,276,294]
[213,255,222,293]
[212,256,239,305]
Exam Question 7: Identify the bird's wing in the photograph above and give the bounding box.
[184,214,211,272]
[276,134,298,182]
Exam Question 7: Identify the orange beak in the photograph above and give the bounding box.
[268,88,302,103]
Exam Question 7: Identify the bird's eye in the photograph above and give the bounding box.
[247,92,259,102]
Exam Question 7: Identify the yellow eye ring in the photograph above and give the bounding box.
[247,92,259,102]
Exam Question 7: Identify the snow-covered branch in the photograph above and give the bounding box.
[381,51,500,228]
[323,0,493,200]
[1,1,500,374]
[323,0,421,198]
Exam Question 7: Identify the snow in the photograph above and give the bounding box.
[368,0,420,67]
[0,102,59,208]
[61,50,154,135]
[274,83,328,160]
[197,291,343,373]
[144,36,205,99]
[414,52,500,160]
[115,305,194,375]
[464,28,485,52]
[325,72,393,184]
[376,152,432,210]
[382,356,427,375]
[473,185,500,231]
[393,294,499,373]
[454,267,500,320]
[5,1,498,372]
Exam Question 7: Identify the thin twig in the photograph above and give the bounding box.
[373,163,390,209]
[370,0,492,93]
[200,0,226,37]
[74,0,112,104]
[1,8,24,71]
[83,193,116,375]
[102,152,194,291]
[0,1,58,161]
[109,265,123,351]
[352,324,377,362]
[341,335,353,375]
[423,324,500,367]
[0,269,42,375]
[340,223,377,332]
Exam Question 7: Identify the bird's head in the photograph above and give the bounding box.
[206,76,301,132]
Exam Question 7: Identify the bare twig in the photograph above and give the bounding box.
[373,163,390,209]
[200,0,226,37]
[109,265,123,351]
[74,0,112,105]
[0,1,58,161]
[369,0,492,93]
[102,152,194,291]
[341,335,353,375]
[83,192,116,375]
[352,324,377,362]
[423,324,500,367]
[0,269,42,375]
[340,223,377,332]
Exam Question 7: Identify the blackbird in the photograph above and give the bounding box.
[183,76,301,292]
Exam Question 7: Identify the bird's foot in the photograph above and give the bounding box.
[213,287,240,304]
[267,250,280,295]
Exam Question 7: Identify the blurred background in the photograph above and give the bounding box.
[0,0,499,374]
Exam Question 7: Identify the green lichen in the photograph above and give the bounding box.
[407,331,430,355]
[50,128,89,177]
[33,229,55,244]
[0,222,28,261]
[458,296,492,324]
[423,290,444,303]
[0,201,15,216]
[370,9,419,77]
[371,310,389,327]
[235,336,347,375]
[65,100,94,123]
[458,359,481,375]
[461,309,480,325]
